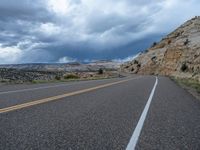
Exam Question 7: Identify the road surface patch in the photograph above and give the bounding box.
[0,77,141,114]
[126,77,158,150]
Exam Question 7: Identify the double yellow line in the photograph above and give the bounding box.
[0,77,139,114]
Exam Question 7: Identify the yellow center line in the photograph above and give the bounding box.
[0,77,140,114]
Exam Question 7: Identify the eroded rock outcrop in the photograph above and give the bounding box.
[121,16,200,81]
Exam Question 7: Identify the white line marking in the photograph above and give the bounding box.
[126,76,158,150]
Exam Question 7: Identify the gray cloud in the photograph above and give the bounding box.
[0,0,200,64]
[0,0,53,22]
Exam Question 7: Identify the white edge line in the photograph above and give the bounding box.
[126,76,158,150]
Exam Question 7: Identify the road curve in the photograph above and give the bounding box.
[0,75,200,150]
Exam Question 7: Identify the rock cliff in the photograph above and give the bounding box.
[121,16,200,81]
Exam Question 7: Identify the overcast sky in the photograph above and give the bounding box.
[0,0,199,64]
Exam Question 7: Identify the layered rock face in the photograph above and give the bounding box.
[121,17,200,81]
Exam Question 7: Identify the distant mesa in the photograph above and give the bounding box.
[0,60,120,72]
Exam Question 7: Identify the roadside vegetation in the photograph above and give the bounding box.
[0,69,121,85]
[172,77,200,93]
[64,74,80,79]
[98,68,104,74]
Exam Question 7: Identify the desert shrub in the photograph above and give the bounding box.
[137,64,141,68]
[174,78,200,93]
[64,74,79,79]
[98,68,103,74]
[177,32,180,37]
[181,63,188,72]
[133,60,139,64]
[184,39,189,45]
[151,56,157,61]
[151,42,157,47]
[55,75,61,80]
[124,65,129,69]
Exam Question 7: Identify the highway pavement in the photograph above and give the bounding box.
[0,75,200,150]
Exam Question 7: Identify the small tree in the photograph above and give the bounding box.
[55,75,61,80]
[151,42,157,47]
[151,56,157,61]
[98,68,103,74]
[168,40,171,44]
[143,49,148,53]
[184,39,189,45]
[181,63,188,72]
[137,64,141,68]
[133,60,139,64]
[64,74,79,79]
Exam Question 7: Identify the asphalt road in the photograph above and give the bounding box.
[0,75,200,150]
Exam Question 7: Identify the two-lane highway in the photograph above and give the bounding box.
[0,76,200,150]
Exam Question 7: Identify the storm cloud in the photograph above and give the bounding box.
[0,0,200,64]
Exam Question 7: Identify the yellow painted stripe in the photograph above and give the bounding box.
[0,77,140,114]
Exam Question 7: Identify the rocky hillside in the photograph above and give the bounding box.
[121,16,200,81]
[0,68,64,83]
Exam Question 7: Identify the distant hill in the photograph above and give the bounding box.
[121,16,200,81]
[0,61,121,83]
[0,61,120,72]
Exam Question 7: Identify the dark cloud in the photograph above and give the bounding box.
[0,0,53,22]
[0,0,199,64]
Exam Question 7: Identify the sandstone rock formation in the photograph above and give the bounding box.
[121,16,200,81]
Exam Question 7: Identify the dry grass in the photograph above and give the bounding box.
[172,77,200,93]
